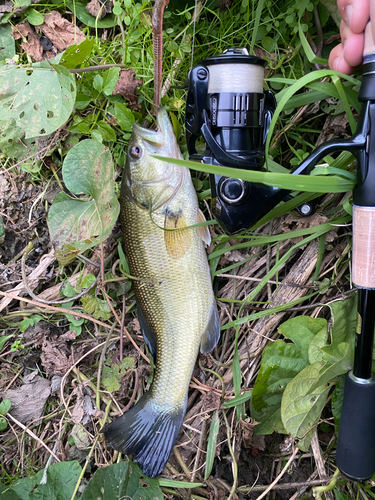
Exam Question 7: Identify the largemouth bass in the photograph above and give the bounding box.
[102,108,220,477]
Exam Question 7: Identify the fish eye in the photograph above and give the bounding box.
[129,144,142,160]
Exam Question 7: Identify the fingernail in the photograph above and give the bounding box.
[333,57,340,71]
[345,4,353,25]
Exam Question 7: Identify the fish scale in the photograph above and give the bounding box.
[102,108,220,477]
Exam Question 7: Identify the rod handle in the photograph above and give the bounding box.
[336,372,375,481]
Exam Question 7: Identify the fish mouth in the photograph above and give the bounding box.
[133,108,175,147]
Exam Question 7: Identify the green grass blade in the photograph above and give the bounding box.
[204,410,220,479]
[222,391,253,408]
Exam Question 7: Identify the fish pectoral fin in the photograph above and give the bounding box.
[164,212,192,259]
[200,301,221,353]
[197,207,211,246]
[137,301,157,361]
[102,391,187,478]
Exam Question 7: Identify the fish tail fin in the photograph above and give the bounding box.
[102,392,185,478]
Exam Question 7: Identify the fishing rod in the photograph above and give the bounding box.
[185,24,375,481]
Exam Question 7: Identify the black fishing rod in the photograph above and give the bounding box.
[185,24,375,481]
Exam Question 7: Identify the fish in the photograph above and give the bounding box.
[102,108,220,478]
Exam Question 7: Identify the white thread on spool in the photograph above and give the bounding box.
[207,63,264,93]
[352,205,375,288]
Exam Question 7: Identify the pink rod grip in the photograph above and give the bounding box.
[353,205,375,288]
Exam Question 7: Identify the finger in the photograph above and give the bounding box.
[341,21,365,66]
[337,0,370,33]
[329,43,356,73]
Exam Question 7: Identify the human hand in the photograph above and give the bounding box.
[328,0,375,74]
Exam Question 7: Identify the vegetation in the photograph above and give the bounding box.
[0,0,372,498]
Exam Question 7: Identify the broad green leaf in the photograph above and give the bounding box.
[316,342,352,389]
[102,67,120,96]
[59,39,94,69]
[332,374,345,430]
[251,340,308,435]
[329,295,357,347]
[152,155,355,194]
[0,64,76,139]
[11,460,82,500]
[0,399,11,414]
[0,335,13,351]
[81,291,112,320]
[81,462,163,499]
[48,140,120,264]
[67,0,117,28]
[114,102,135,132]
[0,417,7,431]
[308,327,329,364]
[0,118,38,159]
[93,74,103,92]
[281,362,332,450]
[0,24,15,60]
[0,483,22,499]
[26,7,44,25]
[278,316,326,359]
[204,410,220,479]
[95,120,117,141]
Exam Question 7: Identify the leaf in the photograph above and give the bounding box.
[332,374,345,430]
[0,64,76,139]
[26,8,44,26]
[0,335,13,351]
[158,479,203,488]
[222,391,253,408]
[308,327,329,364]
[11,461,82,500]
[250,340,308,435]
[205,410,220,479]
[80,462,163,499]
[298,23,328,65]
[0,399,11,415]
[329,295,357,347]
[114,102,135,132]
[59,39,94,69]
[81,291,112,320]
[278,316,327,359]
[0,119,38,159]
[0,418,7,431]
[0,215,4,244]
[48,140,120,264]
[67,0,117,28]
[0,483,22,499]
[102,67,121,96]
[0,24,15,60]
[281,362,332,450]
[152,155,355,194]
[100,357,135,392]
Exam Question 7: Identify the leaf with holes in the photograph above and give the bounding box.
[0,63,76,139]
[48,140,120,264]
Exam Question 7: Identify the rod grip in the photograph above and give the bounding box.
[336,372,375,481]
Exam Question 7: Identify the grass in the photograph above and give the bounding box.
[0,0,370,498]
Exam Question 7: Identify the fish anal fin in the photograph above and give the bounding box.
[200,301,221,353]
[137,302,157,361]
[164,212,192,259]
[102,392,186,478]
[197,208,211,246]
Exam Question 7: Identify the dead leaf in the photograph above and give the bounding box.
[12,21,43,62]
[282,213,329,233]
[2,375,51,424]
[201,390,221,413]
[40,11,85,52]
[40,339,71,376]
[86,0,107,18]
[71,422,91,450]
[112,69,143,111]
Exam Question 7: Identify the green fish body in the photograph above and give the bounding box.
[103,108,220,477]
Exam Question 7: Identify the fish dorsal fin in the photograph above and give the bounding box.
[137,301,157,361]
[164,212,192,259]
[200,301,221,353]
[197,208,211,246]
